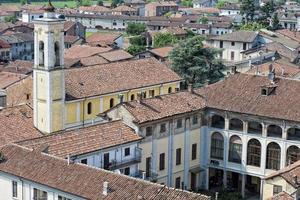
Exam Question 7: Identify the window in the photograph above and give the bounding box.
[211,132,224,159]
[142,92,146,99]
[160,123,166,133]
[229,118,243,131]
[247,139,261,167]
[159,153,165,170]
[54,42,60,66]
[266,142,281,170]
[243,43,247,50]
[39,41,44,66]
[286,145,300,165]
[192,143,197,160]
[109,98,114,108]
[124,147,130,156]
[87,102,92,115]
[26,94,30,100]
[231,51,235,60]
[175,177,181,189]
[33,188,48,200]
[81,159,87,164]
[248,121,262,134]
[211,115,225,129]
[202,30,205,34]
[228,135,242,163]
[231,41,235,46]
[124,167,130,175]
[267,125,282,138]
[273,185,282,195]
[146,157,151,177]
[168,87,172,93]
[192,115,198,125]
[149,90,155,98]
[130,94,135,101]
[176,148,181,165]
[176,119,182,129]
[58,196,71,200]
[12,181,17,198]
[146,126,153,137]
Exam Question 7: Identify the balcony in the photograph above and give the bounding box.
[134,170,158,182]
[108,147,142,170]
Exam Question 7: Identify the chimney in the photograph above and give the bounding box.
[268,64,276,83]
[293,175,299,185]
[103,181,109,196]
[67,155,71,165]
[188,83,193,93]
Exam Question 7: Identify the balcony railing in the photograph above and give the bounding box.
[108,147,142,170]
[134,170,158,182]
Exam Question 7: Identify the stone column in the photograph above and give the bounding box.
[241,174,246,198]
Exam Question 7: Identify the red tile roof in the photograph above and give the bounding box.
[0,38,10,48]
[65,58,182,99]
[0,144,210,200]
[18,120,142,158]
[149,46,173,58]
[121,91,206,124]
[267,191,294,200]
[86,32,121,46]
[64,45,112,59]
[99,49,133,62]
[3,60,33,75]
[0,105,42,147]
[0,72,27,89]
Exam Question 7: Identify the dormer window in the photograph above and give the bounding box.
[261,85,277,96]
[261,88,267,96]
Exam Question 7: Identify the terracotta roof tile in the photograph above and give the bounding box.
[265,160,300,188]
[112,5,136,12]
[122,91,206,124]
[18,120,142,158]
[196,73,300,123]
[79,5,111,13]
[0,38,10,48]
[64,45,112,59]
[210,31,258,43]
[65,58,182,99]
[80,55,109,66]
[0,105,42,147]
[63,21,76,32]
[3,60,33,75]
[99,50,133,62]
[86,33,121,46]
[64,35,80,43]
[149,46,173,58]
[0,72,27,89]
[267,191,294,200]
[247,60,300,78]
[276,29,300,43]
[0,144,210,200]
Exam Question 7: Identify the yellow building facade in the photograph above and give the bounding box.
[33,11,181,134]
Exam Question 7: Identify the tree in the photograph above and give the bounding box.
[216,0,225,8]
[169,36,225,87]
[129,35,146,46]
[153,32,177,48]
[271,13,280,30]
[97,0,104,6]
[126,45,145,55]
[198,16,208,24]
[260,0,274,19]
[126,22,146,35]
[5,16,17,23]
[239,22,266,31]
[240,0,256,22]
[20,0,27,6]
[111,0,123,8]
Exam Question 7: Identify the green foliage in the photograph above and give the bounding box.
[198,16,208,24]
[129,35,146,46]
[4,16,17,23]
[271,13,280,30]
[81,0,91,6]
[153,32,177,48]
[164,11,172,18]
[240,0,256,21]
[215,189,243,200]
[239,22,266,31]
[260,0,274,18]
[111,0,123,8]
[181,0,193,7]
[126,22,146,35]
[186,29,195,38]
[97,0,103,5]
[126,45,146,55]
[20,0,27,5]
[169,36,225,87]
[216,0,225,8]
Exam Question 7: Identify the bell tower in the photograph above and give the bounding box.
[33,1,65,134]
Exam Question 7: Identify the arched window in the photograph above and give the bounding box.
[211,114,225,129]
[130,94,135,101]
[87,102,92,115]
[248,121,262,134]
[287,128,300,141]
[39,41,44,66]
[54,42,60,66]
[266,142,281,170]
[267,125,282,138]
[247,139,261,167]
[110,98,114,108]
[211,132,224,160]
[286,145,300,165]
[229,118,243,131]
[168,87,172,93]
[229,135,242,164]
